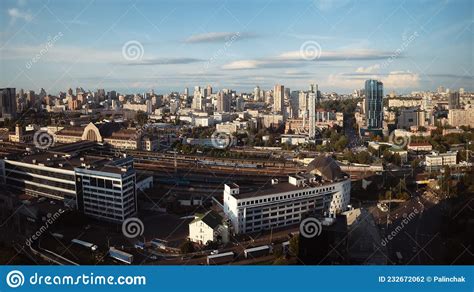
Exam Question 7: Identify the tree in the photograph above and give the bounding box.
[179,240,195,254]
[289,236,299,257]
[135,111,148,126]
[334,136,348,152]
[205,240,219,250]
[356,151,372,164]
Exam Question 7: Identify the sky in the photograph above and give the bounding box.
[0,0,472,95]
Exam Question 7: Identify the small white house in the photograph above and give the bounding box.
[189,210,229,245]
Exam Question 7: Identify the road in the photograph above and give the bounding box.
[372,190,446,265]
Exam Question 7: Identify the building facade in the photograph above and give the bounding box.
[365,80,384,129]
[223,157,351,234]
[189,210,229,245]
[273,84,284,113]
[0,151,137,223]
[448,108,474,127]
[425,151,457,171]
[0,88,16,120]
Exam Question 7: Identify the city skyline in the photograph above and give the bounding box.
[1,0,473,94]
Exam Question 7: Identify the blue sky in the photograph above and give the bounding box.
[0,0,472,94]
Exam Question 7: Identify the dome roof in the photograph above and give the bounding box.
[306,156,344,181]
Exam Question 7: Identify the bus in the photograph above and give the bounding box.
[207,252,234,265]
[151,238,167,250]
[109,247,133,264]
[244,245,272,259]
[71,238,98,251]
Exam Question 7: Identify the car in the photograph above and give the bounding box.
[210,250,219,255]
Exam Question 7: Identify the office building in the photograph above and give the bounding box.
[448,92,461,109]
[397,108,426,129]
[216,92,231,113]
[365,80,384,129]
[0,147,137,223]
[223,156,351,234]
[0,88,16,120]
[425,151,457,171]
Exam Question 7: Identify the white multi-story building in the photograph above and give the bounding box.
[216,120,248,134]
[223,156,351,234]
[388,98,422,108]
[425,151,458,171]
[75,162,136,223]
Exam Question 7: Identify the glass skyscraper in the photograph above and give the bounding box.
[365,80,383,129]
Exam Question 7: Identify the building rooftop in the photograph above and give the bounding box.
[306,156,345,181]
[231,177,344,200]
[3,144,132,175]
[191,210,223,229]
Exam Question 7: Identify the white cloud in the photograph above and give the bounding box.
[325,70,420,89]
[326,73,363,89]
[222,60,264,70]
[382,71,420,88]
[222,49,396,70]
[8,8,32,23]
[356,64,380,73]
[278,49,392,61]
